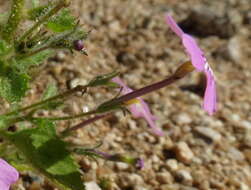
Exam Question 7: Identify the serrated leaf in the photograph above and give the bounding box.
[8,119,85,190]
[15,50,53,73]
[0,64,29,102]
[46,8,76,33]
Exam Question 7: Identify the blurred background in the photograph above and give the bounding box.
[1,0,251,189]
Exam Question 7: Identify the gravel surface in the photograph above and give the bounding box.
[2,0,251,189]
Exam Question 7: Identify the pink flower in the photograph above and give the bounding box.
[165,15,217,115]
[0,159,19,190]
[112,77,164,136]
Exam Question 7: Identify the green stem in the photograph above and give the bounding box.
[5,85,87,116]
[17,45,52,58]
[31,110,96,121]
[17,0,69,44]
[2,0,25,42]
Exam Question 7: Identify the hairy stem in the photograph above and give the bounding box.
[5,85,87,116]
[31,110,96,121]
[17,0,70,44]
[2,0,25,42]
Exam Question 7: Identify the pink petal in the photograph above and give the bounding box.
[112,77,132,94]
[142,111,164,136]
[112,77,163,135]
[130,100,164,136]
[0,159,19,190]
[129,103,142,118]
[165,14,217,115]
[182,34,205,71]
[165,14,184,38]
[203,70,217,115]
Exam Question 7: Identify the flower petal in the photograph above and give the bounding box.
[130,101,164,136]
[203,70,217,115]
[0,159,19,190]
[182,34,205,71]
[165,14,184,38]
[112,77,133,94]
[165,14,217,115]
[112,77,163,135]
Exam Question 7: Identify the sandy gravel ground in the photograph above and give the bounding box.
[2,0,251,189]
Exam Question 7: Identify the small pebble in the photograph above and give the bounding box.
[55,51,66,62]
[166,159,179,171]
[175,170,193,185]
[156,171,173,184]
[173,113,192,125]
[195,127,222,143]
[69,78,87,89]
[228,147,244,161]
[86,181,102,190]
[115,162,129,170]
[226,37,242,62]
[174,142,194,164]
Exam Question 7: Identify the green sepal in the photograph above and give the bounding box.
[87,71,120,87]
[96,99,124,114]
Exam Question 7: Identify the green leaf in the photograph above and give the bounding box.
[0,64,29,102]
[0,115,14,130]
[8,119,85,190]
[41,83,63,110]
[32,0,39,8]
[0,12,8,24]
[42,83,58,100]
[46,8,76,32]
[14,50,53,73]
[0,40,12,56]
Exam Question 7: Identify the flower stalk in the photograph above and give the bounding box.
[65,61,194,134]
[97,61,194,114]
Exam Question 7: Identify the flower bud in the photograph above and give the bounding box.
[73,40,84,51]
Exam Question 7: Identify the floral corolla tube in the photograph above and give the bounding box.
[165,14,217,115]
[112,77,164,136]
[0,158,19,190]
